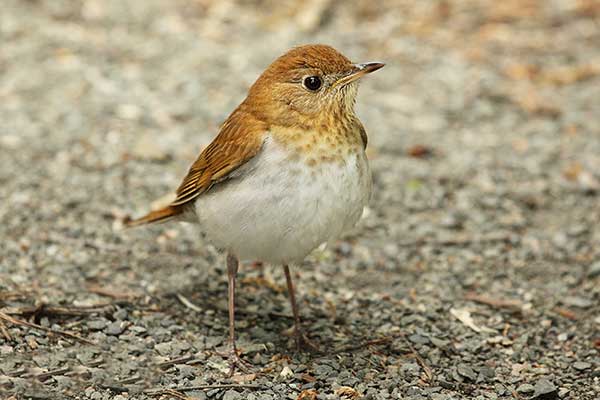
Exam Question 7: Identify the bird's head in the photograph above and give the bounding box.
[244,44,384,128]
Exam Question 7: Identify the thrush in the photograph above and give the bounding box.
[127,44,384,373]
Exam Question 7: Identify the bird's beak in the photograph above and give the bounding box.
[333,62,385,89]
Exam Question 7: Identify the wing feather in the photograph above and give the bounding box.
[171,108,267,207]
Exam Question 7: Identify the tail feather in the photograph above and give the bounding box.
[125,205,182,227]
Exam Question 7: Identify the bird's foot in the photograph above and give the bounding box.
[283,325,320,353]
[218,345,253,376]
[295,330,320,353]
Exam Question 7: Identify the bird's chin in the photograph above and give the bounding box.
[336,83,359,110]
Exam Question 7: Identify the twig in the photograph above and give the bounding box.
[175,294,202,312]
[0,319,12,340]
[22,367,71,381]
[0,290,32,301]
[2,303,115,318]
[553,307,578,320]
[332,333,402,354]
[0,311,96,346]
[86,358,105,368]
[96,383,130,393]
[157,355,194,368]
[117,374,142,385]
[94,376,142,393]
[145,384,265,394]
[266,311,293,319]
[398,233,515,248]
[148,389,193,400]
[6,368,26,377]
[87,285,140,300]
[405,339,433,383]
[465,293,523,312]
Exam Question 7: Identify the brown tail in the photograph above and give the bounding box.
[125,205,182,227]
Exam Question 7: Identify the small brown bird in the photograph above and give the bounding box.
[127,44,383,372]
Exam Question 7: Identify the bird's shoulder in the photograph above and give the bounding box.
[171,107,268,206]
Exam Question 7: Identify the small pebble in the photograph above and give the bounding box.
[517,384,535,394]
[409,334,430,345]
[223,389,241,400]
[87,319,107,331]
[561,296,593,309]
[588,261,600,278]
[572,361,591,371]
[280,365,293,378]
[457,364,477,381]
[105,321,126,336]
[533,379,557,399]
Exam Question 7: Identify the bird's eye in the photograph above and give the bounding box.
[303,76,322,91]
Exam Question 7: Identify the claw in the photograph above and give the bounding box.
[227,348,253,376]
[294,329,320,353]
[216,344,254,376]
[283,325,320,353]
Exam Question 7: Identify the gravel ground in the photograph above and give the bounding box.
[1,1,600,399]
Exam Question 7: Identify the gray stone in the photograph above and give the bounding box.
[457,364,477,381]
[314,364,333,377]
[587,261,600,278]
[572,361,591,371]
[532,379,558,399]
[154,342,172,355]
[409,334,430,345]
[562,296,593,309]
[113,309,128,320]
[105,321,126,336]
[430,337,449,348]
[517,384,535,394]
[223,389,242,400]
[87,319,108,331]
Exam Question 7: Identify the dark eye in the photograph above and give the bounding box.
[303,76,322,91]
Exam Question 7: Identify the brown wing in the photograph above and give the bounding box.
[125,108,266,227]
[171,108,267,206]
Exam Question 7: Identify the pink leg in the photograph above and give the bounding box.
[225,253,251,375]
[283,265,319,352]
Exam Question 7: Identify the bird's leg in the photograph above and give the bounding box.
[283,265,319,352]
[225,253,251,375]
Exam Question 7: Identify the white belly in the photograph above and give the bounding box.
[194,137,371,264]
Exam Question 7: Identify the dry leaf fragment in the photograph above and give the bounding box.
[553,307,578,321]
[563,162,583,181]
[563,162,600,191]
[335,386,361,399]
[230,373,256,383]
[407,144,434,158]
[540,64,600,86]
[504,63,540,81]
[301,373,316,382]
[280,365,294,378]
[465,292,523,311]
[450,307,495,334]
[296,389,318,400]
[512,88,561,117]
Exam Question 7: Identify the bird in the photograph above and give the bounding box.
[126,44,384,373]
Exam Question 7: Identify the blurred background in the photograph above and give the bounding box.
[2,0,599,207]
[1,1,599,398]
